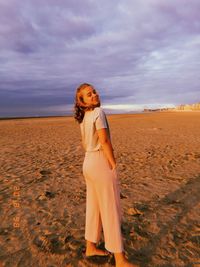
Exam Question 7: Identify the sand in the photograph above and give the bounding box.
[0,111,200,267]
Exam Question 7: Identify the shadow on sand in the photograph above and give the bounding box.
[125,174,200,267]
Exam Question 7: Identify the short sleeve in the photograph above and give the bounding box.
[94,108,108,130]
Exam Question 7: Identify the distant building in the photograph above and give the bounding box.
[143,102,200,112]
[175,102,200,110]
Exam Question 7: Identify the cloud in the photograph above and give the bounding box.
[0,0,199,117]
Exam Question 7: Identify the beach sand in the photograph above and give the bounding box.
[0,112,200,267]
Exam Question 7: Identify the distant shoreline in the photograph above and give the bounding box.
[0,111,144,120]
[0,115,71,121]
[1,110,200,121]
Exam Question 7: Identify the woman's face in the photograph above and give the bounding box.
[82,86,100,109]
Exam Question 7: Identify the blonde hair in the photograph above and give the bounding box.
[74,83,99,123]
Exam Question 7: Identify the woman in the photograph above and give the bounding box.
[74,83,138,267]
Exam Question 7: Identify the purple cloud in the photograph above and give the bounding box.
[0,0,199,117]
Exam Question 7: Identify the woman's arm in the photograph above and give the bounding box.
[97,128,116,170]
[81,140,86,150]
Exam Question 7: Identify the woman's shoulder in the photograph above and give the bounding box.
[93,106,105,113]
[93,106,105,116]
[93,107,107,122]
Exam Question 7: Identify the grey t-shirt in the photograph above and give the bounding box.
[80,107,111,152]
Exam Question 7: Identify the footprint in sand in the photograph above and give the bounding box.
[33,234,65,254]
[40,169,52,176]
[45,191,56,199]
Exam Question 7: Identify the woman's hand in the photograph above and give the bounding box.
[109,162,117,171]
[96,128,117,170]
[107,159,116,170]
[111,164,117,170]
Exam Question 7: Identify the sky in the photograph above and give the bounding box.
[0,0,200,117]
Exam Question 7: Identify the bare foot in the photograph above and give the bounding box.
[86,247,110,257]
[116,257,139,267]
[85,240,110,257]
[86,247,109,257]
